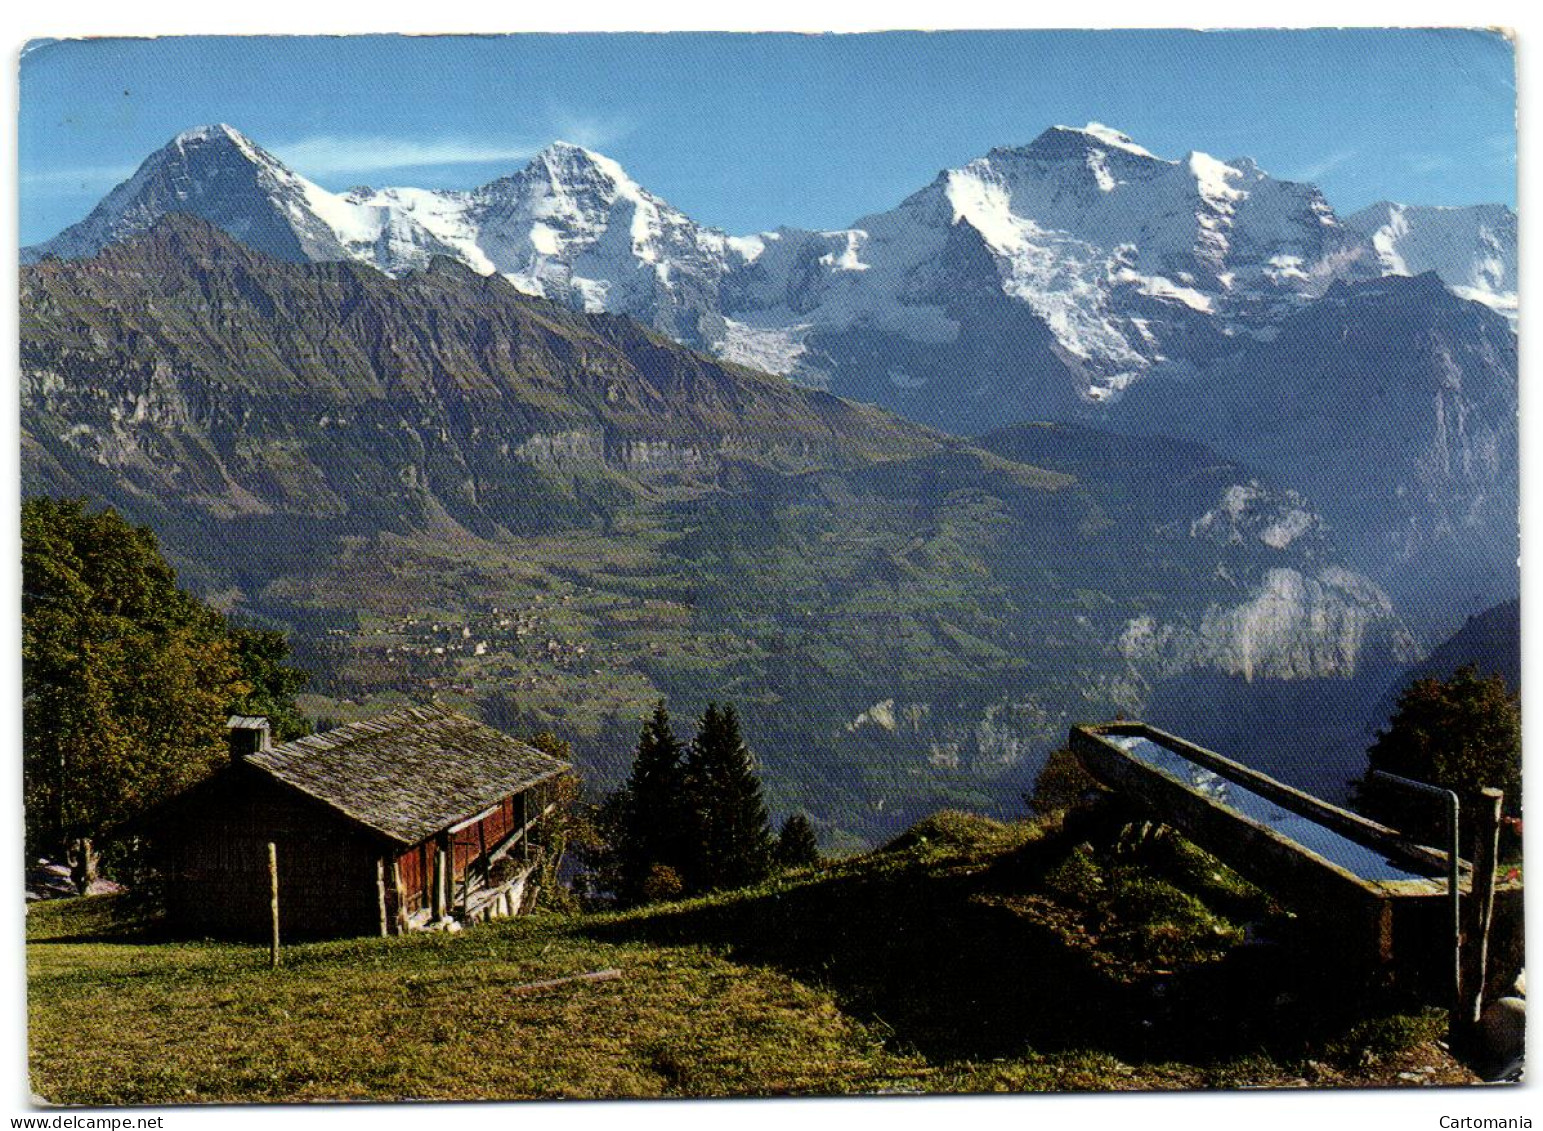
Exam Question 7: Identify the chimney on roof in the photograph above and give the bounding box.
[227,716,272,762]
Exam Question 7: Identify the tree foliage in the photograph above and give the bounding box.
[1358,665,1521,840]
[681,702,774,894]
[22,498,309,876]
[640,863,685,903]
[227,626,312,742]
[610,702,690,903]
[600,700,775,903]
[774,813,821,870]
[523,729,573,763]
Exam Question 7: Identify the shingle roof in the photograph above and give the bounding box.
[246,706,570,846]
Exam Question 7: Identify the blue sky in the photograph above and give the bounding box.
[19,29,1516,245]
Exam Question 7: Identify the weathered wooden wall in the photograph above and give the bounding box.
[396,841,430,918]
[159,772,386,940]
[157,769,558,939]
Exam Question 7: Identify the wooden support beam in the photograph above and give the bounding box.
[268,842,280,969]
[446,800,503,835]
[483,805,554,868]
[376,858,390,938]
[432,836,448,921]
[442,780,561,835]
[391,860,409,935]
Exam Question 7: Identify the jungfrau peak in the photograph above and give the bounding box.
[757,123,1375,397]
[696,122,1383,421]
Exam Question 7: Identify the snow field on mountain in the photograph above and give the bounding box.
[25,121,1516,401]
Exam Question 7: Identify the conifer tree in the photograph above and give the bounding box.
[615,701,688,902]
[682,702,773,893]
[774,812,821,869]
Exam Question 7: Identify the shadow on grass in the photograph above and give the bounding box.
[26,892,172,945]
[586,845,1129,1062]
[580,816,1434,1069]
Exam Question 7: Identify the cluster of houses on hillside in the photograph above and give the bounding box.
[328,599,611,698]
[323,589,763,704]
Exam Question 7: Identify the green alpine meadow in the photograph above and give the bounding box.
[27,814,1473,1103]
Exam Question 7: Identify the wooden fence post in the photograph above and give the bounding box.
[268,842,281,969]
[1461,788,1504,1032]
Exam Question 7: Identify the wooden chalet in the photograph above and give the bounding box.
[152,706,570,940]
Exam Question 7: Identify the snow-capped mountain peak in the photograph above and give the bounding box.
[832,128,1372,397]
[537,139,632,182]
[22,122,405,266]
[480,141,661,243]
[22,122,1515,424]
[490,140,645,213]
[460,141,740,320]
[1058,121,1166,160]
[1345,200,1517,320]
[173,122,261,152]
[1016,123,1171,165]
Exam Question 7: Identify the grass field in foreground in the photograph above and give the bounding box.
[26,812,1472,1104]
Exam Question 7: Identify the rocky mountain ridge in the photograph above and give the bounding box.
[22,214,936,530]
[25,122,1516,435]
[19,217,1420,832]
[1119,270,1519,631]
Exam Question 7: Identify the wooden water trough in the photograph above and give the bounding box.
[1068,722,1519,993]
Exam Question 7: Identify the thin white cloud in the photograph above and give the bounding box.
[22,164,137,189]
[1290,149,1356,183]
[267,135,542,177]
[1482,133,1518,165]
[546,112,630,152]
[1406,153,1457,175]
[23,112,637,198]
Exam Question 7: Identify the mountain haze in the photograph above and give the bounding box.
[1121,271,1518,632]
[19,216,1420,838]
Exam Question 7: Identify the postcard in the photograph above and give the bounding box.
[15,26,1525,1118]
